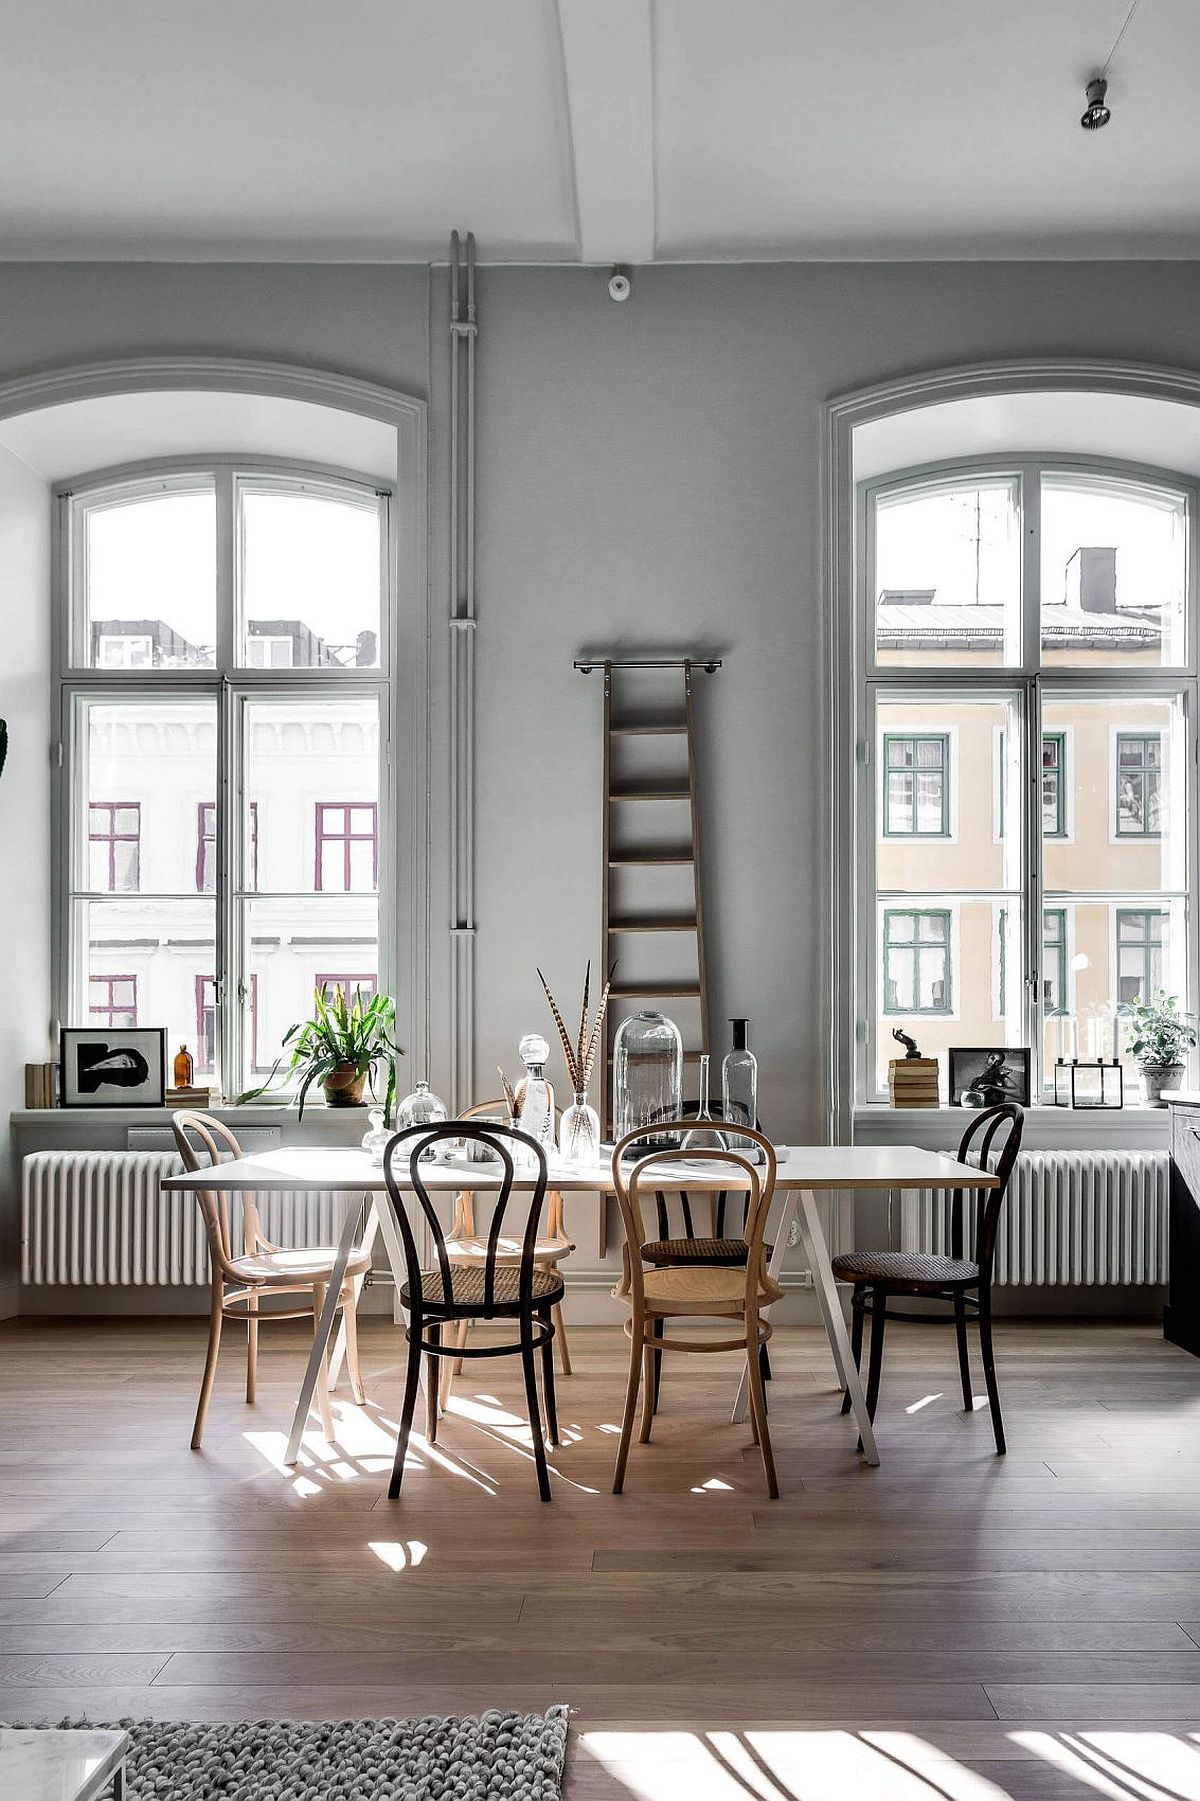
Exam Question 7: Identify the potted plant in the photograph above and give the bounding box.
[239,984,402,1119]
[1124,990,1197,1108]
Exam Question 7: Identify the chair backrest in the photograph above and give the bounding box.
[451,1098,567,1243]
[950,1103,1024,1276]
[383,1121,549,1318]
[171,1110,259,1282]
[611,1124,778,1315]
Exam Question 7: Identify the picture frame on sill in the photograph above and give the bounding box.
[60,1027,167,1109]
[948,1045,1031,1109]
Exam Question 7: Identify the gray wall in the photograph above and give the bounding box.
[3,259,1200,1302]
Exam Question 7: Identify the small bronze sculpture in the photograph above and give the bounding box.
[891,1027,922,1061]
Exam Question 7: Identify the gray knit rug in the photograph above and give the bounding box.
[7,1711,570,1799]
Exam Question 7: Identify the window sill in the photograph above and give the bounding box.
[853,1103,1170,1150]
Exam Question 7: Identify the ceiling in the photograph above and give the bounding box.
[0,0,1196,263]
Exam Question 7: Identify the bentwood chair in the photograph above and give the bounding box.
[383,1120,561,1502]
[441,1098,575,1399]
[172,1111,369,1449]
[610,1125,781,1498]
[831,1103,1024,1454]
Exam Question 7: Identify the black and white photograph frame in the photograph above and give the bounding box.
[948,1046,1031,1109]
[60,1027,167,1109]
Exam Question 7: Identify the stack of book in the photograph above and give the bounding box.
[23,1062,57,1108]
[165,1085,215,1110]
[887,1057,940,1108]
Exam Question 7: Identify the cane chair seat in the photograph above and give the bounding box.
[642,1235,774,1266]
[400,1263,564,1314]
[630,1261,783,1316]
[831,1250,978,1290]
[446,1232,573,1266]
[229,1245,373,1287]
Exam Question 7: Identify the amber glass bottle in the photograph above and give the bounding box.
[173,1044,195,1089]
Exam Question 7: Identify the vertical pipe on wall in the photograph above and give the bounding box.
[448,231,478,1109]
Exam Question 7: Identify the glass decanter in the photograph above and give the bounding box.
[361,1105,391,1165]
[681,1054,729,1155]
[515,1034,556,1154]
[722,1017,761,1160]
[613,1010,684,1152]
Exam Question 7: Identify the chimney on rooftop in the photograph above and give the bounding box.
[1065,546,1117,614]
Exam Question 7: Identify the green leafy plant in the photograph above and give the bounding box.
[238,985,402,1119]
[1124,990,1198,1069]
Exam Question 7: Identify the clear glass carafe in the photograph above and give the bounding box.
[515,1034,556,1154]
[681,1054,728,1155]
[613,1010,683,1152]
[722,1017,761,1159]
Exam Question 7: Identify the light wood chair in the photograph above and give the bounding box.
[609,1123,781,1499]
[172,1111,370,1449]
[441,1098,575,1403]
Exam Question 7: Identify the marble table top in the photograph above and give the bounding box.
[0,1729,128,1801]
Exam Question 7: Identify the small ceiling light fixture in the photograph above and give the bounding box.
[1080,0,1145,131]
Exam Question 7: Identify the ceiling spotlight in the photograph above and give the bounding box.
[1081,75,1111,129]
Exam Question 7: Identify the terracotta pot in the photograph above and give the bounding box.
[1140,1063,1184,1109]
[323,1062,367,1107]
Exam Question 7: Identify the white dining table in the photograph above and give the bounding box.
[160,1142,993,1470]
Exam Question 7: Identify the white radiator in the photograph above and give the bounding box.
[21,1150,349,1285]
[901,1149,1169,1286]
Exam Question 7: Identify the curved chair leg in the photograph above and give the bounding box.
[424,1322,442,1443]
[191,1283,224,1450]
[552,1301,572,1375]
[246,1290,259,1405]
[311,1283,336,1441]
[388,1317,424,1499]
[451,1316,469,1378]
[841,1288,866,1415]
[651,1317,665,1416]
[639,1334,657,1444]
[954,1294,973,1412]
[342,1284,366,1406]
[539,1306,560,1446]
[978,1290,1006,1454]
[747,1319,778,1499]
[859,1289,886,1452]
[520,1326,552,1502]
[612,1326,643,1494]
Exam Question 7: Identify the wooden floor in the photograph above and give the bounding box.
[2,1316,1200,1797]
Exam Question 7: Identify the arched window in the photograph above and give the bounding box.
[57,459,393,1096]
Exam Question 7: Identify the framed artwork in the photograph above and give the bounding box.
[60,1027,167,1108]
[948,1046,1031,1109]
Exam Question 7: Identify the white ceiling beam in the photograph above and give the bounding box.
[554,0,656,265]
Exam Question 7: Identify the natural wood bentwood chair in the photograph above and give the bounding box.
[610,1124,781,1498]
[831,1103,1024,1454]
[382,1120,561,1502]
[441,1098,575,1401]
[172,1111,369,1450]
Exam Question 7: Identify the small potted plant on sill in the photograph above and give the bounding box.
[1124,990,1198,1108]
[239,984,402,1120]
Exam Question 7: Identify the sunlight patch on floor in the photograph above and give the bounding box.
[905,1393,943,1414]
[368,1539,429,1571]
[1012,1730,1200,1799]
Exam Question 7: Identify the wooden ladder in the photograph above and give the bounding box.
[578,656,720,1136]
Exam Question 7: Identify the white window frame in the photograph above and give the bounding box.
[52,454,397,1104]
[854,452,1199,1106]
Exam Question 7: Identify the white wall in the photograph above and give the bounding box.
[0,440,51,1309]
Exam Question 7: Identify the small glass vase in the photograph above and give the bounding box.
[560,1089,601,1166]
[681,1054,729,1156]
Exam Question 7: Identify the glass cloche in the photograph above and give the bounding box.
[612,1010,683,1152]
[395,1079,448,1130]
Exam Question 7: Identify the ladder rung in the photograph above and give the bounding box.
[608,916,698,933]
[608,850,695,865]
[609,723,688,736]
[611,982,701,998]
[608,787,691,801]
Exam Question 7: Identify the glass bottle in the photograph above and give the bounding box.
[681,1054,728,1155]
[173,1044,194,1089]
[722,1017,760,1159]
[515,1034,556,1153]
[560,1089,601,1166]
[361,1105,390,1164]
[613,1010,683,1152]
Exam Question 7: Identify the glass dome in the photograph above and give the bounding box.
[395,1079,448,1130]
[612,1010,683,1151]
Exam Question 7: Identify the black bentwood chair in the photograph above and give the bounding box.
[830,1103,1024,1454]
[382,1121,561,1502]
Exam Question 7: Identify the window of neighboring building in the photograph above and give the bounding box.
[315,802,378,891]
[1117,908,1168,1005]
[246,635,294,669]
[883,735,949,836]
[96,634,153,670]
[316,972,378,1007]
[1116,732,1162,837]
[1042,733,1067,839]
[1043,908,1068,1015]
[87,802,140,892]
[196,801,258,893]
[882,909,951,1014]
[90,974,137,1028]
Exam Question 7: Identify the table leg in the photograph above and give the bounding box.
[798,1188,879,1466]
[328,1203,381,1391]
[285,1196,364,1466]
[731,1192,795,1424]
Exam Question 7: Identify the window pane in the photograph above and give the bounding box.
[1040,473,1187,668]
[1041,898,1186,1078]
[239,484,382,669]
[1041,694,1185,892]
[78,699,217,895]
[873,477,1020,668]
[75,898,214,1062]
[877,696,1020,891]
[81,485,216,668]
[245,897,378,1078]
[244,697,378,894]
[875,896,1023,1093]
